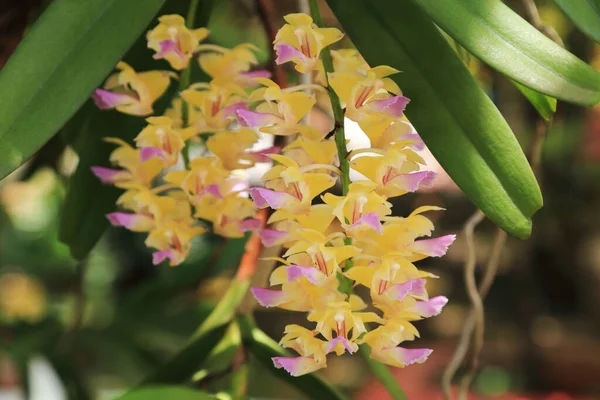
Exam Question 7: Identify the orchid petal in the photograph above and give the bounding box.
[251,287,288,307]
[411,234,456,257]
[272,356,324,377]
[92,89,134,110]
[286,265,325,284]
[384,278,427,301]
[412,296,448,317]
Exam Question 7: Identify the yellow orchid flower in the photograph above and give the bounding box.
[322,181,392,237]
[329,66,408,126]
[273,325,328,376]
[351,146,436,198]
[107,189,192,233]
[238,79,316,136]
[250,155,337,215]
[316,48,369,86]
[206,128,279,170]
[181,81,247,133]
[283,229,360,276]
[92,138,163,189]
[198,43,271,86]
[307,298,380,355]
[145,219,206,266]
[147,14,209,70]
[92,62,175,116]
[274,13,344,73]
[134,116,195,166]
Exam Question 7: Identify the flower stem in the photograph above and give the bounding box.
[180,0,201,166]
[361,345,408,400]
[308,0,350,196]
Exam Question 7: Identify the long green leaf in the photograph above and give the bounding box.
[237,315,348,400]
[115,386,215,400]
[143,273,251,384]
[552,0,600,43]
[0,0,166,180]
[412,0,600,106]
[513,81,557,121]
[326,0,542,238]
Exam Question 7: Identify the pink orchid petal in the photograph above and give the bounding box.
[92,89,134,110]
[384,278,427,301]
[326,337,357,354]
[140,147,166,162]
[286,265,324,284]
[220,101,247,120]
[153,40,185,61]
[106,212,148,230]
[367,96,410,118]
[348,212,383,234]
[239,70,272,86]
[258,228,289,246]
[272,356,323,377]
[240,218,262,232]
[91,166,124,184]
[397,133,425,150]
[412,296,448,317]
[205,184,223,198]
[380,347,433,366]
[236,109,282,128]
[249,187,295,210]
[387,171,437,192]
[411,234,456,257]
[274,44,309,66]
[251,287,288,307]
[247,146,281,163]
[152,249,176,265]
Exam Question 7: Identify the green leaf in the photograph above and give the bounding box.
[513,81,557,121]
[115,386,215,400]
[552,0,600,43]
[0,0,166,180]
[59,0,215,259]
[326,0,542,238]
[143,271,251,385]
[360,345,407,400]
[238,315,348,400]
[59,103,150,259]
[411,0,600,106]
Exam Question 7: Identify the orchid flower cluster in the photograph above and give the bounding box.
[91,14,275,266]
[90,10,454,376]
[246,13,456,376]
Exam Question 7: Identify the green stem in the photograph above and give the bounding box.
[360,345,408,400]
[309,4,408,400]
[180,0,200,166]
[308,0,350,195]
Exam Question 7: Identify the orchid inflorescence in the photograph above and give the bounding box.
[91,11,454,376]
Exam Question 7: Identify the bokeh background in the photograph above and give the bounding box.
[1,0,600,399]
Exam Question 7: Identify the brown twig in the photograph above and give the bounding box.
[442,226,507,399]
[521,0,564,47]
[256,0,288,88]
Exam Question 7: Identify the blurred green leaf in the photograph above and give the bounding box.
[238,315,348,400]
[197,322,242,379]
[0,0,166,180]
[412,0,600,106]
[115,386,215,400]
[143,270,252,384]
[513,81,557,121]
[552,0,600,43]
[59,0,215,260]
[326,0,542,238]
[360,345,407,400]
